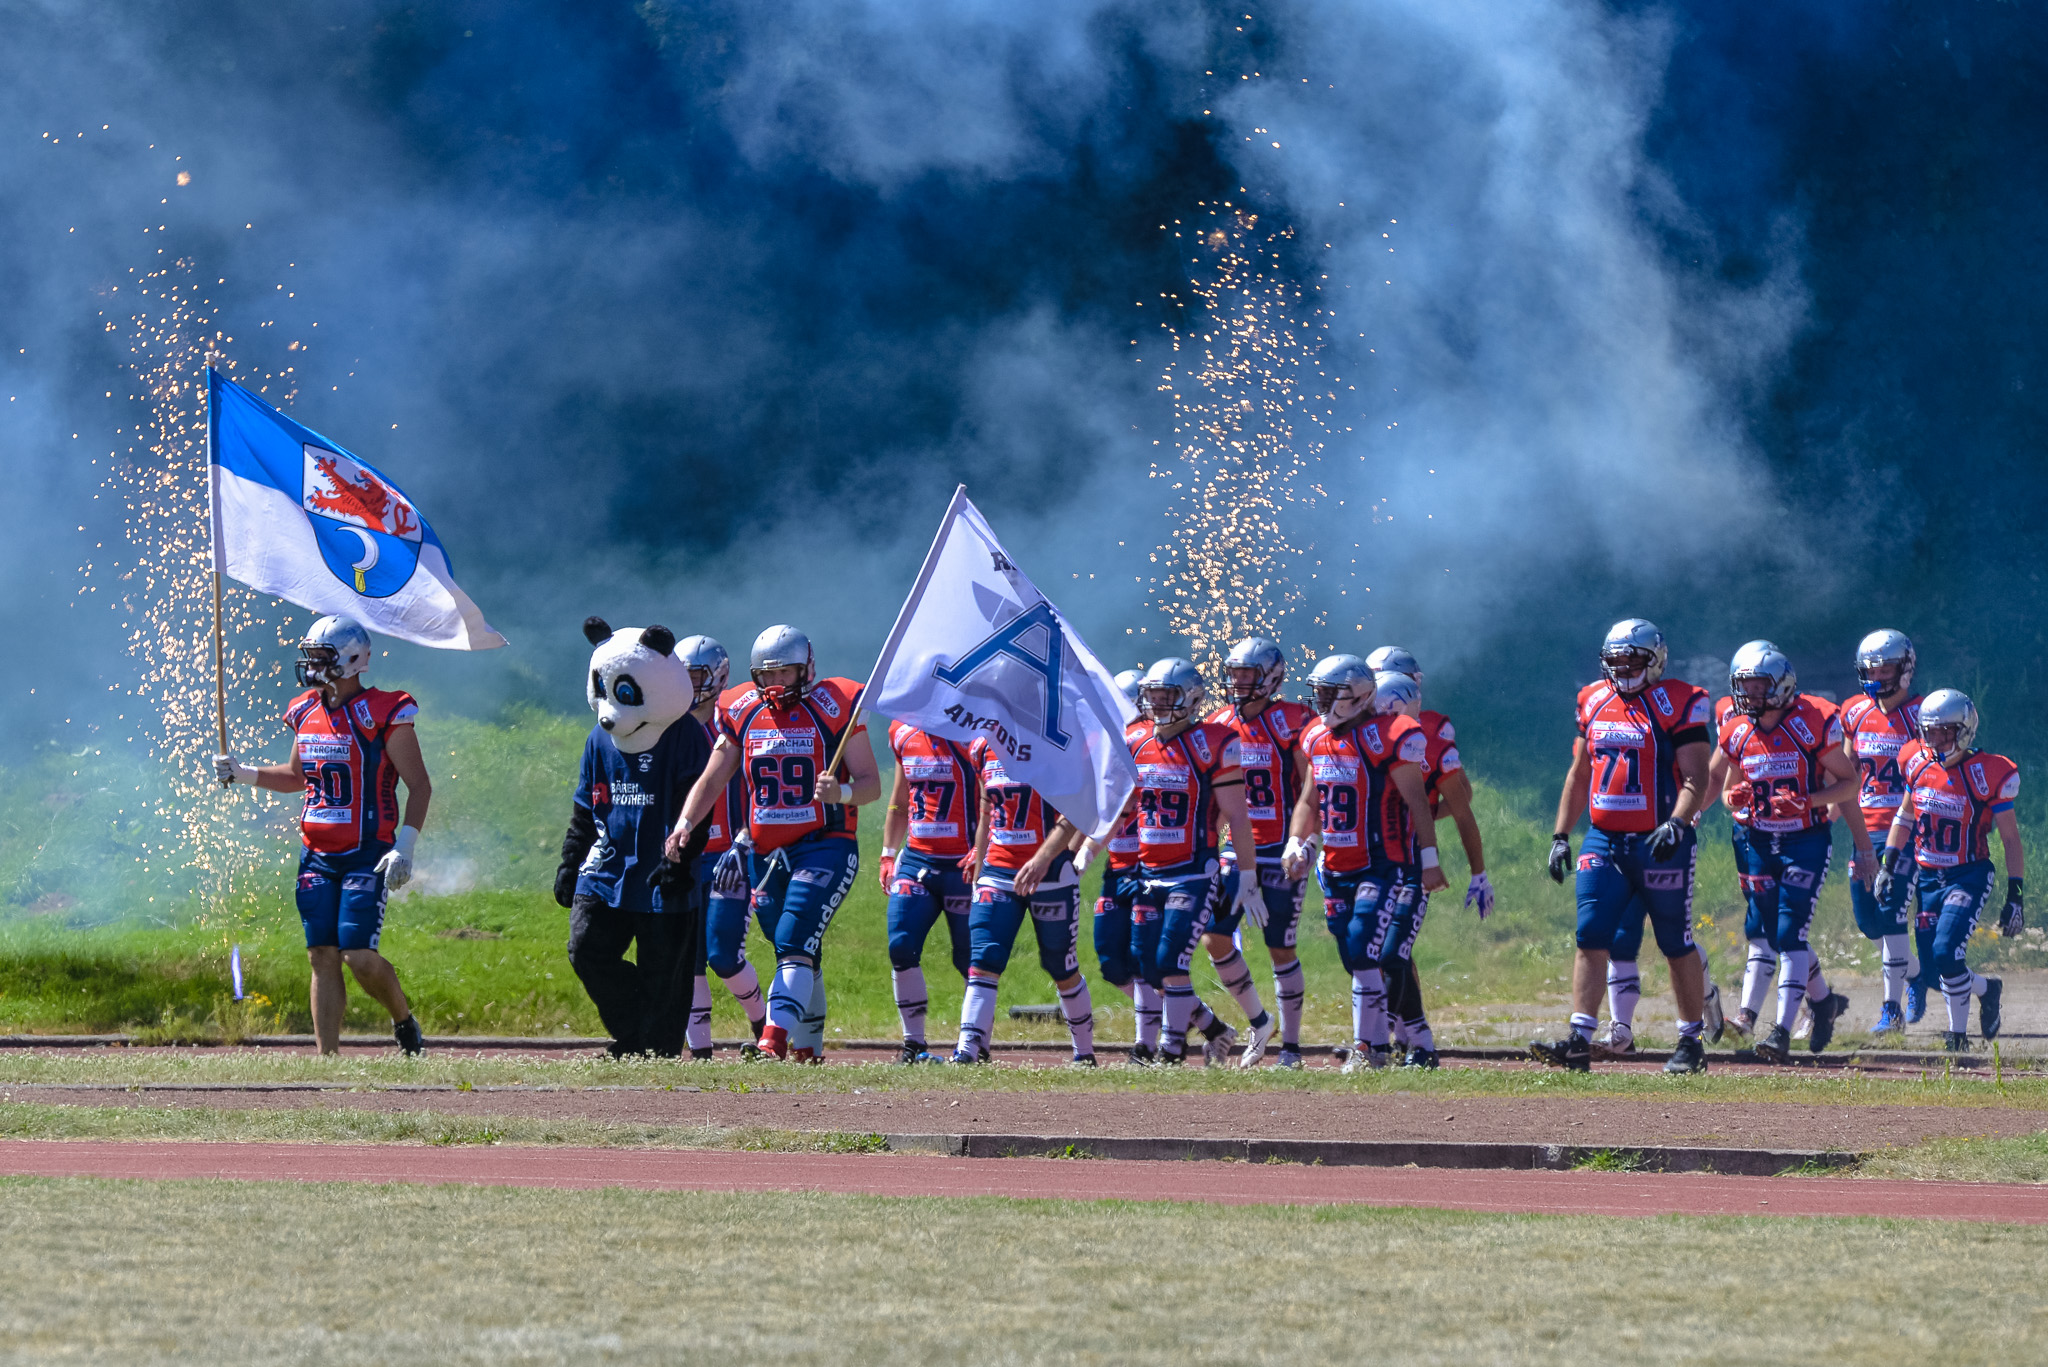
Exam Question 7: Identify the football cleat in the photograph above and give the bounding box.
[1529,1034,1591,1072]
[1663,1036,1707,1075]
[690,1047,715,1062]
[948,1048,981,1065]
[791,1046,821,1066]
[1906,979,1928,1024]
[1727,1007,1757,1041]
[1202,1022,1240,1068]
[1754,1024,1793,1065]
[1808,993,1849,1054]
[1125,1042,1157,1067]
[1068,1053,1098,1069]
[1274,1049,1304,1070]
[1942,1030,1969,1053]
[1591,1021,1636,1059]
[897,1039,934,1066]
[1791,1000,1814,1040]
[393,1015,425,1057]
[746,1024,790,1061]
[1239,1015,1277,1069]
[1340,1041,1372,1075]
[1872,1001,1905,1035]
[1368,1045,1393,1070]
[1702,981,1726,1043]
[1981,977,2004,1041]
[1399,1047,1440,1070]
[1158,1048,1187,1067]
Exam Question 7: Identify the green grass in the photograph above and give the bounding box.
[0,1179,2044,1363]
[8,707,2048,1041]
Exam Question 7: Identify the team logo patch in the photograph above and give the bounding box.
[636,752,653,773]
[890,878,924,897]
[1781,866,1817,890]
[1788,716,1817,746]
[298,871,323,891]
[1651,688,1674,717]
[791,867,835,886]
[1164,892,1195,912]
[1738,873,1778,894]
[1642,870,1685,890]
[1577,854,1605,871]
[1945,888,1977,909]
[976,886,998,903]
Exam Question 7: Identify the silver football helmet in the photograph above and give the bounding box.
[1600,619,1667,696]
[676,635,730,708]
[296,615,373,688]
[1918,688,1978,763]
[1728,640,1797,718]
[750,624,815,706]
[1308,654,1374,728]
[1223,637,1286,707]
[1138,658,1206,725]
[1372,671,1423,719]
[1113,667,1147,705]
[1364,645,1422,683]
[1855,629,1916,701]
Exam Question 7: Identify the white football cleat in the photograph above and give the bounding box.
[1590,1021,1636,1059]
[1791,1000,1814,1040]
[1201,1023,1240,1068]
[1701,980,1726,1043]
[1238,1015,1277,1069]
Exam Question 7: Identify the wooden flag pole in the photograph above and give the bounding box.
[205,366,230,782]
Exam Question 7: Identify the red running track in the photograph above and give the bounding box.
[0,1139,2042,1222]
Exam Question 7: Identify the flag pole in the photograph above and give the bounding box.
[205,367,229,783]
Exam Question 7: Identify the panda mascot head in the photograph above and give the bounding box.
[582,617,694,754]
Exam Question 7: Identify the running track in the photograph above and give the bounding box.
[0,1140,2041,1222]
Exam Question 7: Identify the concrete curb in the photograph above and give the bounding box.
[880,1132,1862,1176]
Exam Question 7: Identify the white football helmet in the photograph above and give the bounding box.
[1309,654,1374,728]
[1599,619,1667,696]
[1223,637,1286,707]
[1918,688,1978,763]
[296,615,373,687]
[1728,640,1797,718]
[1113,667,1147,705]
[1138,658,1206,725]
[1364,645,1422,683]
[750,624,814,707]
[676,635,730,708]
[1856,629,1916,701]
[1372,671,1422,719]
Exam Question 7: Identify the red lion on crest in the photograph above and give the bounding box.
[305,451,419,540]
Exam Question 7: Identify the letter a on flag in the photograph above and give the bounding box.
[860,486,1136,838]
[206,369,506,649]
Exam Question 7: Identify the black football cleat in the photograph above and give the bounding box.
[898,1038,934,1065]
[1807,992,1849,1054]
[1754,1024,1792,1065]
[1125,1042,1157,1067]
[1399,1047,1440,1070]
[1663,1036,1707,1074]
[1942,1030,1969,1052]
[1981,977,2004,1041]
[1529,1033,1591,1072]
[393,1015,425,1057]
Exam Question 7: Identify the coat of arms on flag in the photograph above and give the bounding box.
[301,444,424,595]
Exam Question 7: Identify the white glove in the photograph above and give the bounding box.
[1233,876,1268,929]
[1464,871,1494,920]
[1281,835,1316,882]
[1074,838,1099,874]
[376,826,420,891]
[213,753,258,786]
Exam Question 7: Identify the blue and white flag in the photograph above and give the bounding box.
[861,486,1137,839]
[206,369,505,649]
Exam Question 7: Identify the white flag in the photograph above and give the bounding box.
[861,486,1137,839]
[206,368,506,650]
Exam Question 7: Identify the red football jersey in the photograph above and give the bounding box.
[718,677,866,854]
[1206,699,1313,854]
[1104,803,1143,871]
[972,740,1064,873]
[696,685,754,856]
[1840,694,1923,841]
[1574,678,1710,833]
[286,686,418,856]
[1126,718,1242,876]
[1903,743,2019,869]
[1420,710,1461,818]
[1716,695,1843,834]
[889,722,980,859]
[1301,712,1428,873]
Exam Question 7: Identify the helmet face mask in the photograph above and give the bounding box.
[295,615,372,689]
[1599,619,1667,696]
[750,625,815,708]
[1307,654,1373,728]
[1855,629,1916,701]
[1727,641,1796,719]
[1137,658,1206,726]
[1918,688,1979,763]
[676,635,731,709]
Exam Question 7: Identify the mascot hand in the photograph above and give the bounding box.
[553,865,578,909]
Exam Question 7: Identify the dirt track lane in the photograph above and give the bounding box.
[0,1139,2041,1222]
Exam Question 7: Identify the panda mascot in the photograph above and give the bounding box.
[555,617,712,1057]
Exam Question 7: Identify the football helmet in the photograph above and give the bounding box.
[1918,688,1978,763]
[1223,637,1286,706]
[1364,645,1422,682]
[1855,629,1916,701]
[1728,640,1797,718]
[676,635,730,708]
[296,615,373,688]
[750,624,814,707]
[1138,658,1206,725]
[1599,619,1667,696]
[1372,671,1423,719]
[1308,654,1374,728]
[1113,667,1147,705]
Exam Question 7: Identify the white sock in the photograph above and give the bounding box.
[1775,949,1811,1031]
[1806,959,1830,1004]
[1742,940,1777,1016]
[687,975,712,1052]
[892,966,929,1045]
[1134,982,1162,1049]
[1695,943,1712,988]
[1058,979,1095,1059]
[791,969,826,1054]
[1942,974,1974,1034]
[1349,968,1386,1050]
[1163,984,1196,1057]
[1880,934,1912,1007]
[721,961,766,1028]
[768,961,814,1035]
[1273,959,1304,1048]
[1210,948,1270,1029]
[1189,999,1217,1035]
[957,974,999,1058]
[1607,961,1642,1031]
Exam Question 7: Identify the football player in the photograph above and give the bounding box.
[1839,630,1924,1032]
[1535,620,1713,1074]
[878,721,981,1063]
[1282,660,1448,1071]
[666,625,878,1062]
[1079,668,1167,1064]
[1875,689,2022,1051]
[1366,646,1488,1069]
[1119,658,1266,1065]
[1203,637,1313,1068]
[214,616,431,1057]
[676,636,766,1058]
[952,740,1093,1065]
[1707,643,1870,1063]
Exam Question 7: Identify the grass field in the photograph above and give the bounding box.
[1,1177,2043,1364]
[9,707,2048,1042]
